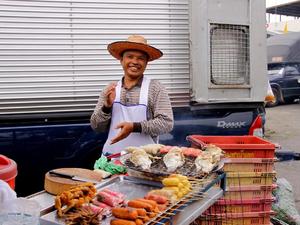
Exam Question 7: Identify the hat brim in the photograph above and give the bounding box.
[107,41,163,61]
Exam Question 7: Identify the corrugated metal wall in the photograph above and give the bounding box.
[0,0,190,118]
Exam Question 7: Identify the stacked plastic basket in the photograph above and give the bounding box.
[188,135,276,225]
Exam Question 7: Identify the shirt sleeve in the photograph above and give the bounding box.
[140,80,174,136]
[90,87,112,132]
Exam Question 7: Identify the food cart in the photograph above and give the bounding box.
[25,144,226,225]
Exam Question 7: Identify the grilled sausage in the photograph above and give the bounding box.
[144,193,168,204]
[112,207,138,220]
[157,203,168,212]
[110,219,136,225]
[127,200,153,212]
[135,199,157,209]
[135,219,144,225]
[136,208,147,217]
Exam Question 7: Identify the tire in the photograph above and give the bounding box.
[266,88,280,107]
[283,97,296,104]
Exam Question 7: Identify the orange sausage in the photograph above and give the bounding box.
[112,207,138,220]
[148,211,157,218]
[141,215,150,223]
[135,219,144,225]
[157,203,168,212]
[136,199,157,209]
[136,208,147,217]
[127,200,153,212]
[145,193,168,204]
[110,219,136,225]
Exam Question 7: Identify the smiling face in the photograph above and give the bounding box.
[120,50,148,80]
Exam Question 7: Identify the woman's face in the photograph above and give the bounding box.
[120,50,148,80]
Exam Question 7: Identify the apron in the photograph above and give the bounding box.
[102,77,155,155]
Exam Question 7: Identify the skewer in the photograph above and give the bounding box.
[169,208,184,212]
[148,220,166,224]
[159,211,175,216]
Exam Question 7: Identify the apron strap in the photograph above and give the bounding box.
[115,80,122,102]
[139,77,151,106]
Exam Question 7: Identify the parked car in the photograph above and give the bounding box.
[267,33,300,107]
[267,63,300,107]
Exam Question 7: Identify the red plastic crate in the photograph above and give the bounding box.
[209,198,273,213]
[197,211,274,225]
[187,135,275,158]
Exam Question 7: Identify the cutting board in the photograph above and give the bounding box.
[44,168,102,195]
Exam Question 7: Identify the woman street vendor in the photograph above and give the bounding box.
[90,35,174,155]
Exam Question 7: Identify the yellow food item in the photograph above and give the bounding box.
[162,187,179,194]
[177,182,184,189]
[177,191,183,198]
[162,177,180,186]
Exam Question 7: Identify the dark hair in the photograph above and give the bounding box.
[121,49,149,60]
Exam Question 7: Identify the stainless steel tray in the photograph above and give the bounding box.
[39,176,163,225]
[39,173,226,225]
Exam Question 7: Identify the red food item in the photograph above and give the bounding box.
[181,147,203,157]
[92,199,111,208]
[102,189,125,203]
[159,146,173,154]
[144,193,168,204]
[91,200,111,216]
[160,146,202,157]
[97,191,120,207]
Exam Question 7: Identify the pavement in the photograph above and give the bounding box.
[264,102,300,212]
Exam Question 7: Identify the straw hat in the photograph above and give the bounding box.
[107,35,163,61]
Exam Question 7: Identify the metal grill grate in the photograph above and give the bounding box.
[210,23,250,85]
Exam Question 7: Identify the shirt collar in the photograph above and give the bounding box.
[121,75,144,89]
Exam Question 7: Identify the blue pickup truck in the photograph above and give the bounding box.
[0,103,265,196]
[0,0,267,196]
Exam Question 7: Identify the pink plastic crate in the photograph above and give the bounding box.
[187,135,275,158]
[209,198,273,213]
[197,211,275,225]
[223,158,274,173]
[221,185,276,201]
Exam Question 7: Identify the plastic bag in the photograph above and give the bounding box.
[0,198,41,225]
[265,80,275,102]
[0,180,16,203]
[272,178,300,225]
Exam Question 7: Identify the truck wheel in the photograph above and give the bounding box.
[266,88,280,107]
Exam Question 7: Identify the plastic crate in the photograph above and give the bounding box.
[187,135,275,158]
[209,198,273,213]
[221,185,276,201]
[223,158,274,173]
[197,211,274,225]
[226,172,275,187]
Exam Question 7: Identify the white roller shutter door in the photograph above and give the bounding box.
[0,0,190,118]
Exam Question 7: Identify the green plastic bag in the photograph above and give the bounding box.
[94,156,127,175]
